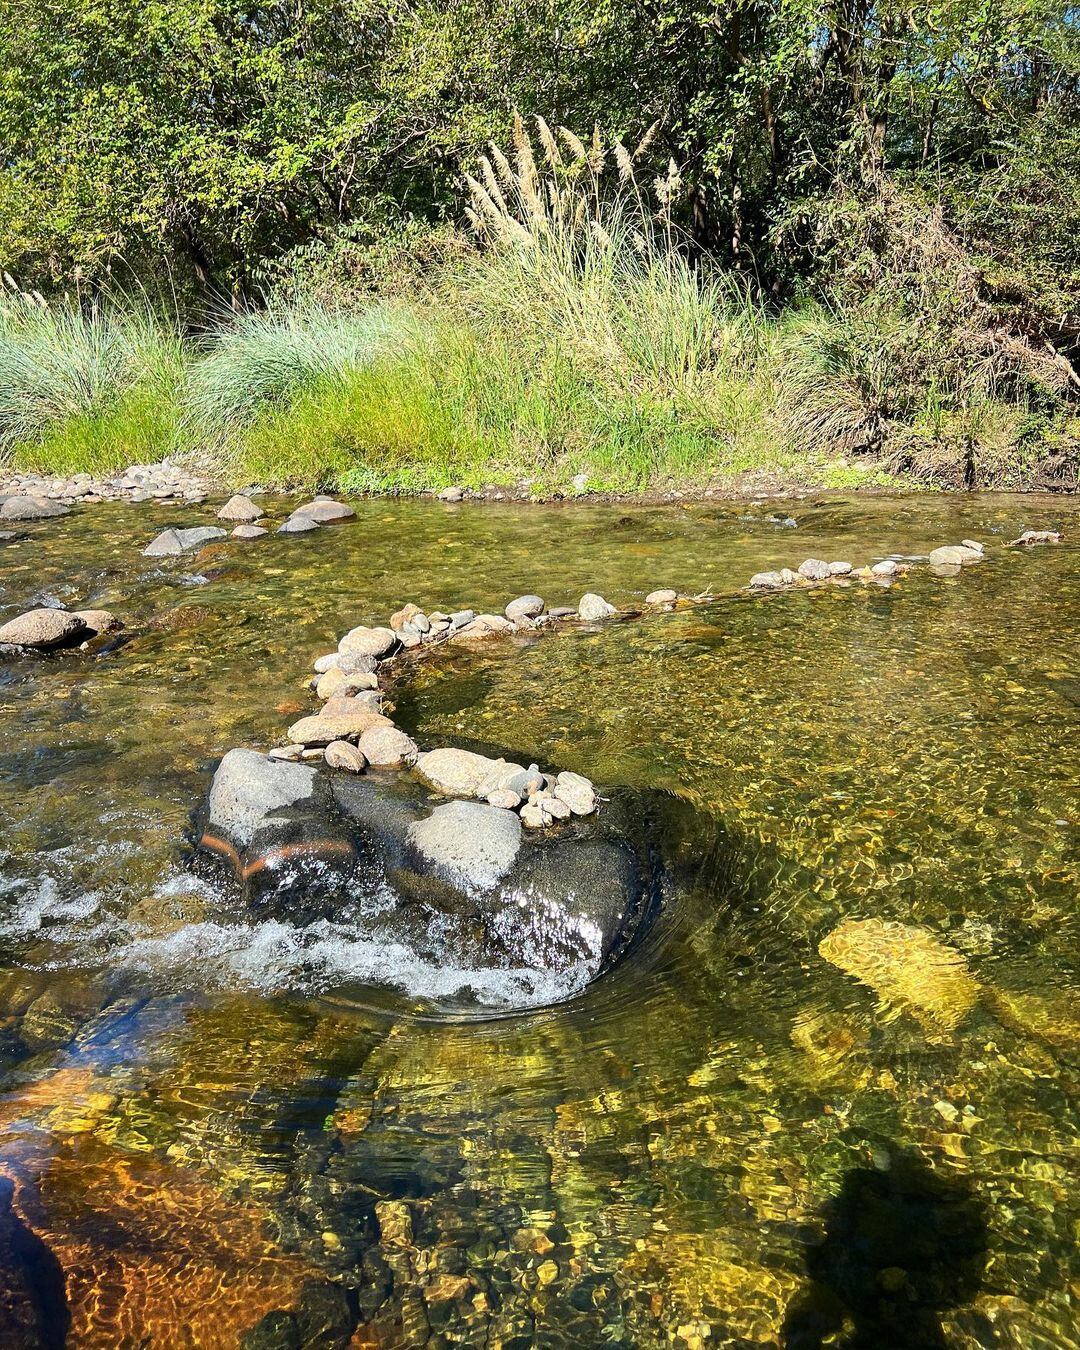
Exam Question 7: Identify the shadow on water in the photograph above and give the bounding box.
[781,1148,988,1350]
[0,1177,69,1350]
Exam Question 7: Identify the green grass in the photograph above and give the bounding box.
[2,129,1070,493]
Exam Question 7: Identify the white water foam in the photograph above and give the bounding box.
[112,917,592,1010]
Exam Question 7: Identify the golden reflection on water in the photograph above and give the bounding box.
[0,492,1077,1346]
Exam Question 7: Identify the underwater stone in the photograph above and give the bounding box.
[291,499,355,524]
[0,494,70,520]
[928,545,982,567]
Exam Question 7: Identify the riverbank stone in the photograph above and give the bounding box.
[0,607,86,649]
[143,526,227,556]
[0,495,71,521]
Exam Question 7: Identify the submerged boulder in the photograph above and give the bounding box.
[0,494,69,521]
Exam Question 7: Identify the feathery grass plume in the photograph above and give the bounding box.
[511,109,542,220]
[613,140,635,183]
[490,143,515,190]
[535,117,564,171]
[634,122,660,159]
[588,125,605,174]
[479,156,509,216]
[557,126,589,164]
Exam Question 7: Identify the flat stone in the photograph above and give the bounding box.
[268,744,305,761]
[315,666,379,700]
[406,801,522,892]
[291,499,354,524]
[357,725,418,768]
[578,592,616,621]
[321,690,384,718]
[414,747,503,797]
[288,711,392,746]
[961,539,984,553]
[0,607,86,648]
[645,589,677,605]
[72,609,123,636]
[338,625,398,658]
[749,571,784,589]
[448,610,475,631]
[324,741,367,773]
[505,594,544,621]
[143,526,227,556]
[456,614,514,638]
[231,524,267,539]
[217,494,262,522]
[278,515,320,534]
[0,495,70,520]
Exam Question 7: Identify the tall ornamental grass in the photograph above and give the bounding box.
[183,302,411,452]
[0,286,183,470]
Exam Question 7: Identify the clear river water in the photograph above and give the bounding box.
[0,492,1076,1348]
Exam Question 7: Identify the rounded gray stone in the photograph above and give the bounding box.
[0,607,86,648]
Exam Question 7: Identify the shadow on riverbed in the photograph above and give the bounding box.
[0,1176,69,1349]
[781,1148,987,1349]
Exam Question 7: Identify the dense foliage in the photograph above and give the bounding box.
[0,1,1076,487]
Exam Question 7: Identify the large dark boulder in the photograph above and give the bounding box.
[195,749,659,999]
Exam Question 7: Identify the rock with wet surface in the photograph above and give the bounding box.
[578,592,617,621]
[0,607,86,649]
[206,748,321,847]
[143,526,227,556]
[1008,529,1061,546]
[928,544,983,567]
[277,515,320,534]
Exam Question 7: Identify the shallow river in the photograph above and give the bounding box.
[0,493,1077,1348]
